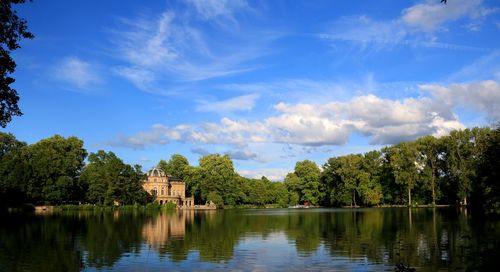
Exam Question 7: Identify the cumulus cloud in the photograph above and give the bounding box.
[54,57,100,90]
[269,95,463,145]
[422,80,500,121]
[238,168,290,181]
[103,79,500,150]
[196,94,259,112]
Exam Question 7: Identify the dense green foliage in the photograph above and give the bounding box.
[80,151,146,205]
[0,134,86,205]
[0,126,499,214]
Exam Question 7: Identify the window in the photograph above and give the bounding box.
[151,187,157,195]
[161,187,165,195]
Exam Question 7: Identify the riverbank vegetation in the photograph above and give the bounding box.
[0,125,499,214]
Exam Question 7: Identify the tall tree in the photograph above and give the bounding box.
[441,128,491,205]
[321,157,346,206]
[415,135,441,205]
[193,154,238,206]
[389,142,420,206]
[475,125,500,214]
[80,150,145,205]
[323,153,381,207]
[26,135,87,204]
[335,154,365,207]
[0,132,27,205]
[360,151,383,206]
[1,0,34,127]
[0,131,25,157]
[158,154,190,179]
[284,172,302,205]
[294,160,322,205]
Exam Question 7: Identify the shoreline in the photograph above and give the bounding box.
[3,203,461,214]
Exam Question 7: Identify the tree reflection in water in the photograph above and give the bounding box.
[0,208,499,271]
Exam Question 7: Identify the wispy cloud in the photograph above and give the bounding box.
[196,94,259,112]
[110,5,273,95]
[447,50,500,82]
[401,0,494,31]
[103,124,181,149]
[54,57,101,90]
[321,0,497,49]
[321,16,406,49]
[185,0,248,22]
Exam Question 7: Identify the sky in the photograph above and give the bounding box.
[3,0,500,181]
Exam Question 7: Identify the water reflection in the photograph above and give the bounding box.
[142,211,192,249]
[0,208,499,271]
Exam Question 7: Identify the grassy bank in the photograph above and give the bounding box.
[53,202,178,212]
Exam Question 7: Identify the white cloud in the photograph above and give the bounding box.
[54,57,100,90]
[111,7,270,94]
[185,0,247,21]
[238,168,290,181]
[269,95,463,145]
[121,12,178,67]
[401,0,489,31]
[196,94,259,112]
[322,16,406,48]
[108,80,497,150]
[104,124,181,149]
[422,80,500,121]
[321,0,496,49]
[266,103,352,145]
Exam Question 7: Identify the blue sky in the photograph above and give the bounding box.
[3,0,500,180]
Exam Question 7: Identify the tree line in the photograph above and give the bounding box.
[0,125,499,214]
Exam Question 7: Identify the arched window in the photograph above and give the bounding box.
[151,187,157,195]
[161,187,165,195]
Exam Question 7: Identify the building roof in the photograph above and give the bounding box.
[168,176,183,182]
[146,167,166,177]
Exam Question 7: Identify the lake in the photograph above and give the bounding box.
[0,208,499,271]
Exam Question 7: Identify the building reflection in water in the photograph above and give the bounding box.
[142,211,194,249]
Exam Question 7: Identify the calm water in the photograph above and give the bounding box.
[0,208,499,271]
